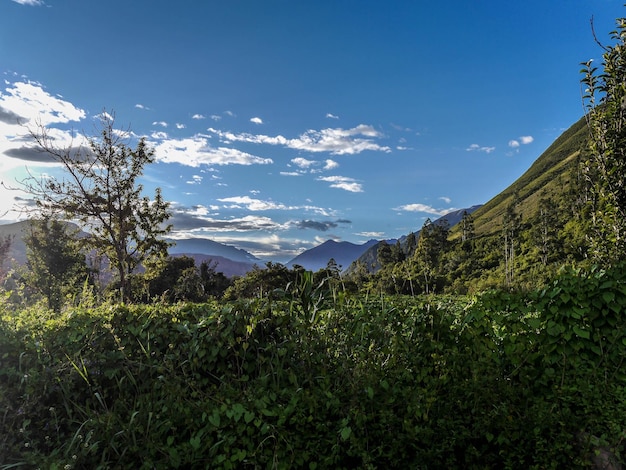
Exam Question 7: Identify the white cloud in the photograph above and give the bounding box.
[175,123,186,129]
[291,157,316,169]
[218,196,293,211]
[317,175,363,193]
[0,80,86,182]
[0,80,85,127]
[152,121,168,127]
[12,0,45,5]
[326,113,339,119]
[216,195,331,216]
[356,231,385,238]
[393,203,454,216]
[186,175,203,185]
[135,103,149,110]
[96,111,114,122]
[250,117,263,125]
[280,171,301,176]
[208,124,390,155]
[439,196,452,204]
[323,159,339,170]
[151,131,168,139]
[209,115,221,121]
[509,135,534,149]
[466,143,495,154]
[151,135,273,166]
[192,114,206,120]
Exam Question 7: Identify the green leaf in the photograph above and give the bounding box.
[189,435,201,450]
[573,325,590,339]
[340,426,352,441]
[602,291,615,304]
[208,410,220,427]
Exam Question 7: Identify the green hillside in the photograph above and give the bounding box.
[351,115,594,294]
[459,115,589,238]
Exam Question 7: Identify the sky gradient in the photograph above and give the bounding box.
[0,0,623,262]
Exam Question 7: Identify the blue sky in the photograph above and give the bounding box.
[0,0,623,262]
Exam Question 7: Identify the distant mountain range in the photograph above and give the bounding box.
[285,239,382,272]
[166,238,262,278]
[0,206,483,279]
[167,238,260,264]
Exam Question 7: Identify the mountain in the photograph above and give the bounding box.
[286,239,381,272]
[463,116,588,239]
[167,238,261,264]
[0,224,261,279]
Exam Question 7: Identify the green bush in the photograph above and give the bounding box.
[1,267,625,468]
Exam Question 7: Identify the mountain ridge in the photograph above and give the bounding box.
[286,239,381,272]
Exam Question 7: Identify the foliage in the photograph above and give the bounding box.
[2,263,626,468]
[0,234,13,285]
[127,256,232,303]
[22,113,172,301]
[223,262,295,300]
[22,216,91,312]
[581,13,626,263]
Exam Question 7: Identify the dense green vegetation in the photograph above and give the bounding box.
[1,264,626,468]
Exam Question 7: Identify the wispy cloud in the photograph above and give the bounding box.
[12,0,45,5]
[208,124,390,155]
[250,117,263,125]
[317,175,363,193]
[356,231,385,238]
[326,113,339,119]
[466,143,495,154]
[135,103,150,110]
[217,195,331,216]
[218,196,293,211]
[192,114,206,120]
[286,157,339,174]
[152,121,168,128]
[393,203,454,216]
[186,175,203,185]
